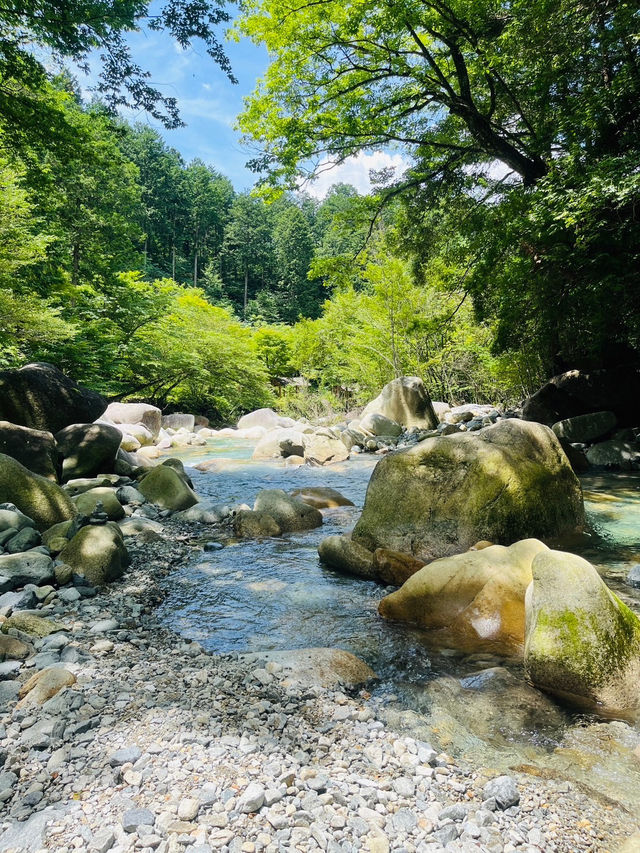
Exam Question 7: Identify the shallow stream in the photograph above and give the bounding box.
[156,438,640,815]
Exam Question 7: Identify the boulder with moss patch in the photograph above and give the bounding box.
[1,613,67,638]
[379,539,548,655]
[361,376,438,430]
[137,465,199,511]
[55,422,122,482]
[253,490,322,533]
[73,487,125,520]
[318,534,376,579]
[58,522,129,587]
[0,453,76,532]
[524,549,640,716]
[351,419,583,562]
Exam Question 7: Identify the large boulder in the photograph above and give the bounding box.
[0,454,76,532]
[0,421,58,480]
[58,522,129,587]
[237,408,296,431]
[0,551,55,588]
[0,363,106,433]
[551,411,617,444]
[253,490,322,533]
[73,487,125,521]
[233,510,282,538]
[522,366,640,428]
[351,419,584,561]
[252,428,307,460]
[137,465,199,511]
[304,434,350,465]
[585,440,640,469]
[102,402,162,439]
[361,377,438,430]
[162,413,195,431]
[55,422,122,482]
[525,549,640,716]
[372,549,425,586]
[379,539,548,655]
[359,412,403,437]
[318,534,376,579]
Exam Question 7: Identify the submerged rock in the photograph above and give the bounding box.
[0,454,76,531]
[379,539,548,655]
[290,487,354,509]
[238,648,377,688]
[524,549,640,716]
[361,376,438,430]
[351,419,584,561]
[253,490,322,533]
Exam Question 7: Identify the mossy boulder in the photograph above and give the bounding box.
[233,510,281,538]
[318,534,376,579]
[351,419,584,561]
[137,465,199,511]
[1,613,67,638]
[379,539,548,655]
[0,453,76,532]
[58,522,129,587]
[524,549,640,716]
[55,422,122,482]
[73,487,125,520]
[253,489,322,533]
[0,421,58,480]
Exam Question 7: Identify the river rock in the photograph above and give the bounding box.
[379,539,548,655]
[119,517,164,537]
[252,428,307,460]
[0,362,106,432]
[254,490,322,533]
[4,526,41,553]
[585,439,640,469]
[0,552,54,588]
[59,523,129,587]
[318,534,376,579]
[372,548,425,586]
[522,365,640,427]
[137,465,199,511]
[103,402,162,439]
[17,667,76,708]
[173,501,230,524]
[162,412,195,431]
[73,487,125,520]
[0,635,31,661]
[483,776,520,809]
[524,549,640,715]
[303,434,350,465]
[361,376,438,430]
[0,454,76,531]
[2,613,67,638]
[0,421,58,480]
[55,422,122,481]
[238,648,377,688]
[290,487,354,509]
[237,408,296,431]
[359,412,403,437]
[552,410,617,444]
[351,419,584,561]
[431,401,451,421]
[0,507,34,534]
[233,510,281,538]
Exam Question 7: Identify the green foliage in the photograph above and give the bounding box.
[253,326,295,378]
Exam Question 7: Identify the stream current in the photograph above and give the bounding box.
[156,437,640,815]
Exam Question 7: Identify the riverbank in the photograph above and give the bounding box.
[0,518,633,853]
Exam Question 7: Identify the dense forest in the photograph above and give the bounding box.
[1,0,639,422]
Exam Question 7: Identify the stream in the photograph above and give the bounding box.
[156,438,640,816]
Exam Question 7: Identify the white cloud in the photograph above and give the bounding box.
[302,151,410,198]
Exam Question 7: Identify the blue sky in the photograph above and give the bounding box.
[80,12,408,196]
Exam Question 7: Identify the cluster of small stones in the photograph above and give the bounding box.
[0,525,628,853]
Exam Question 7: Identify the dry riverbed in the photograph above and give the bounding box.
[0,521,634,853]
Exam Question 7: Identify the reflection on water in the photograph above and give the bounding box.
[157,438,640,809]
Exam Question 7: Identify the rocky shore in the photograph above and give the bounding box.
[0,520,632,853]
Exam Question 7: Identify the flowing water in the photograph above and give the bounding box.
[156,438,640,813]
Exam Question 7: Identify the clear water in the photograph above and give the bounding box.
[156,438,640,811]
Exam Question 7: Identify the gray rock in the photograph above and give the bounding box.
[0,508,35,533]
[0,805,66,851]
[58,588,82,604]
[5,527,41,553]
[393,808,418,832]
[122,807,155,832]
[0,588,38,612]
[433,824,461,845]
[482,776,520,809]
[237,782,265,813]
[91,618,119,633]
[109,746,142,766]
[627,565,640,589]
[116,486,146,505]
[439,803,469,822]
[173,501,231,524]
[0,551,55,588]
[88,828,116,853]
[0,661,21,679]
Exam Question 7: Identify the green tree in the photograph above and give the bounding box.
[273,204,319,322]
